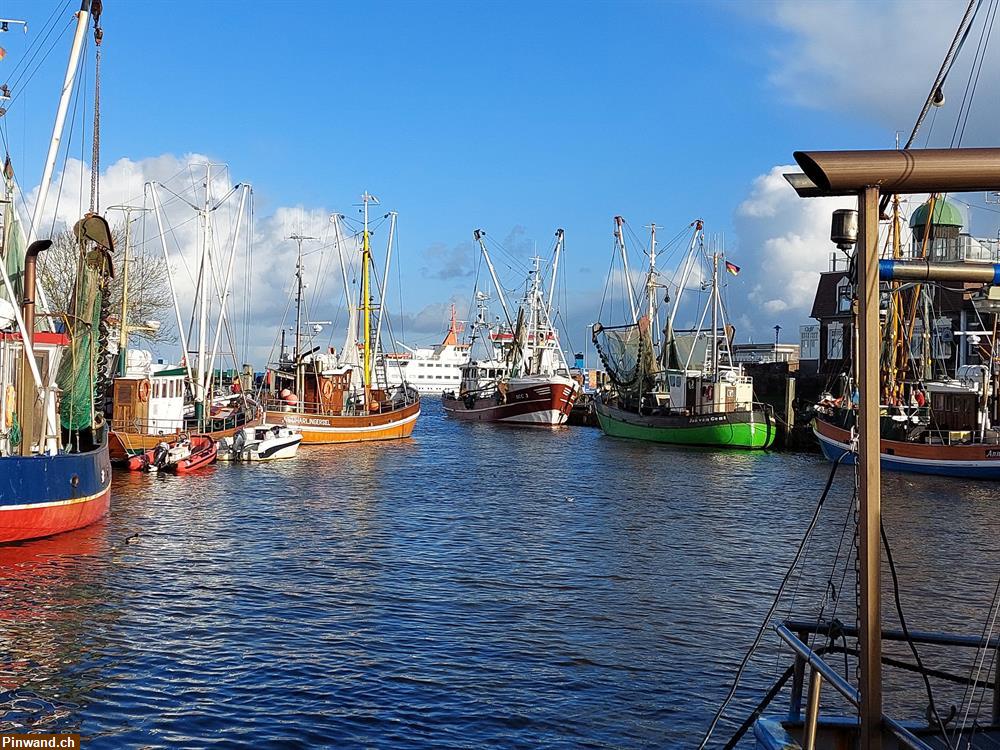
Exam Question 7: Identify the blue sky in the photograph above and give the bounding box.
[1,0,993,361]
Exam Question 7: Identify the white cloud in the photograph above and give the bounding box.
[729,165,854,341]
[764,0,1000,146]
[20,152,368,368]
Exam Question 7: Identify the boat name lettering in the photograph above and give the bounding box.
[986,449,1000,459]
[282,417,332,426]
[689,415,726,425]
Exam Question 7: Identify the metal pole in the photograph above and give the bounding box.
[204,185,249,403]
[858,185,883,750]
[475,230,514,331]
[372,211,396,363]
[648,223,658,347]
[546,228,563,316]
[148,183,195,392]
[803,668,824,750]
[614,216,639,324]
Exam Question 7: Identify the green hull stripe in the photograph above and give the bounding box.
[596,409,775,449]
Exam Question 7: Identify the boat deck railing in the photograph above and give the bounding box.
[263,393,416,417]
[755,618,1000,750]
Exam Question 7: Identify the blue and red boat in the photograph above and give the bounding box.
[0,433,111,543]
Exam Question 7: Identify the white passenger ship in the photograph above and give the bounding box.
[383,306,471,394]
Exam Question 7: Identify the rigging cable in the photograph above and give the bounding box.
[880,519,954,748]
[903,0,982,150]
[697,452,847,749]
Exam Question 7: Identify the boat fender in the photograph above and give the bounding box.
[3,384,14,428]
[138,379,151,402]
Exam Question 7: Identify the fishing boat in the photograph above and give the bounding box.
[592,217,775,448]
[108,166,259,461]
[217,424,302,462]
[441,229,581,425]
[0,3,114,543]
[263,193,420,444]
[811,196,1000,479]
[382,304,471,394]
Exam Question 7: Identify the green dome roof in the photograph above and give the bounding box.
[909,199,963,229]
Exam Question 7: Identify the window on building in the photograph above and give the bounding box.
[836,277,852,314]
[828,322,844,360]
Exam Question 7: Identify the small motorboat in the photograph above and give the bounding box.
[126,438,185,472]
[218,424,302,462]
[164,435,217,473]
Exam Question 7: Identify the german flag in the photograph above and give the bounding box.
[725,260,740,276]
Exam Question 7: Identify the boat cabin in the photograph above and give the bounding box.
[0,330,68,456]
[111,350,186,435]
[662,367,754,415]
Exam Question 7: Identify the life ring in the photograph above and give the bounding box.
[3,384,14,428]
[138,379,151,402]
[322,379,335,400]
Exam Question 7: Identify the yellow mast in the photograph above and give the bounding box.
[362,192,373,407]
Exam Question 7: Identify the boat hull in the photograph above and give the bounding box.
[595,399,775,449]
[814,416,1000,479]
[0,440,112,543]
[264,400,420,445]
[441,378,579,426]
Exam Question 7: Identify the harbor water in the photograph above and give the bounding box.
[2,400,999,748]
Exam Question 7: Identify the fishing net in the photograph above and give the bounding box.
[592,318,656,390]
[56,230,114,433]
[0,202,25,305]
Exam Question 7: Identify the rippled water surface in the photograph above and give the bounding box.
[2,400,1000,748]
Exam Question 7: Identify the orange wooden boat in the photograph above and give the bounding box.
[263,195,420,445]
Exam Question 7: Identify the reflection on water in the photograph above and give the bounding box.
[0,399,998,747]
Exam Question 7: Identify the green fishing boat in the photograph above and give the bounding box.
[592,217,775,450]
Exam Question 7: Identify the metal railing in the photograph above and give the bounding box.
[775,618,1000,749]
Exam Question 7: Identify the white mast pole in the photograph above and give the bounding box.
[614,216,639,324]
[195,166,212,427]
[372,210,396,361]
[26,0,92,322]
[710,252,719,376]
[475,230,514,330]
[648,223,658,347]
[148,183,195,389]
[665,220,705,346]
[545,228,563,315]
[204,185,249,400]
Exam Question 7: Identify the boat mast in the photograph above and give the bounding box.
[194,165,212,428]
[372,210,396,363]
[289,232,316,404]
[664,221,704,366]
[474,229,514,332]
[545,228,563,317]
[361,192,379,401]
[648,223,658,347]
[25,0,92,325]
[710,252,719,375]
[614,216,639,324]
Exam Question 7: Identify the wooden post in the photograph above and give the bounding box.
[785,376,796,447]
[857,186,883,750]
